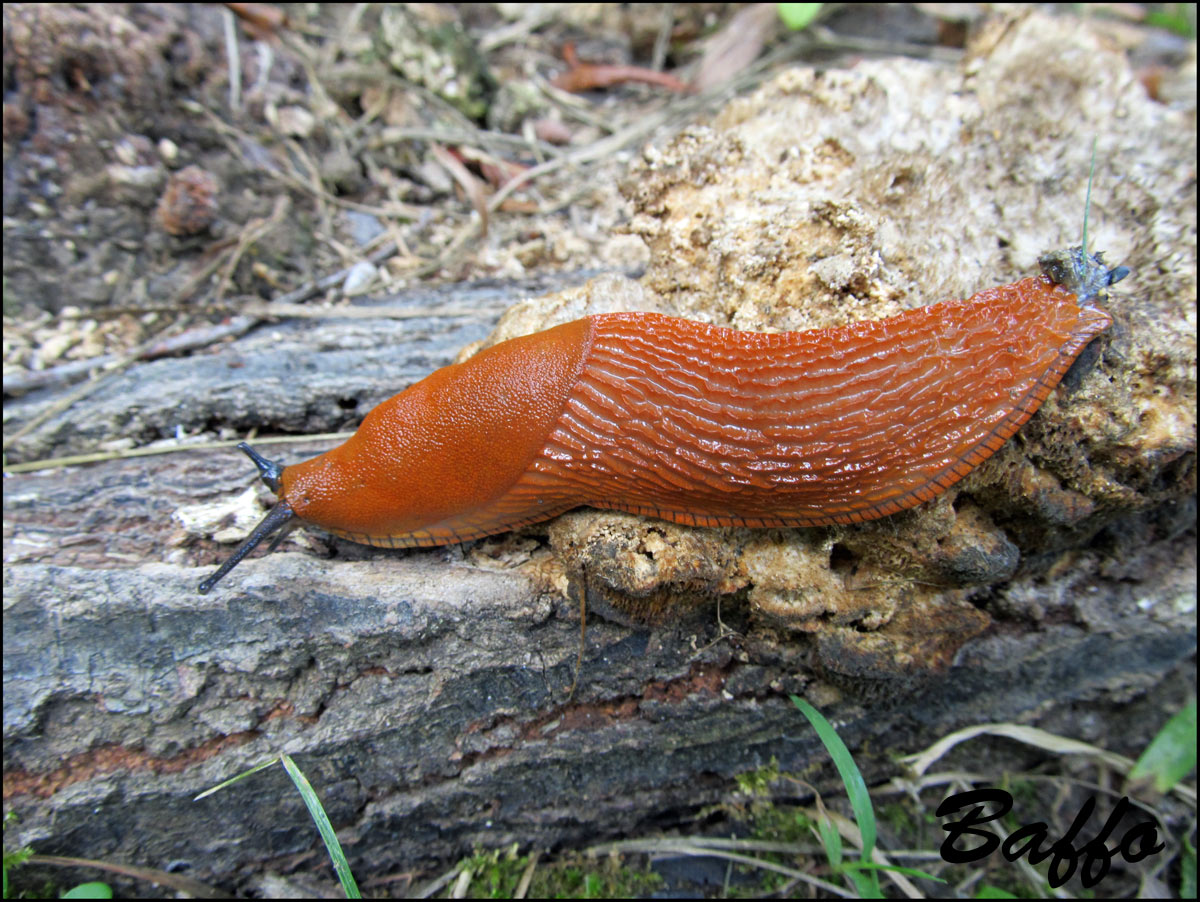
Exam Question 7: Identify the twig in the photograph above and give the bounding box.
[513,852,539,899]
[222,6,242,114]
[397,216,482,279]
[552,42,692,94]
[807,23,964,62]
[372,126,564,158]
[3,232,400,401]
[651,4,676,72]
[2,316,263,398]
[274,239,402,304]
[536,75,620,133]
[4,432,351,475]
[240,299,508,320]
[585,838,853,898]
[27,855,228,900]
[430,143,489,237]
[411,864,462,899]
[478,5,557,52]
[2,313,193,452]
[214,194,291,303]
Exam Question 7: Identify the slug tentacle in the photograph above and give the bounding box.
[197,499,295,594]
[196,443,294,594]
[197,248,1128,593]
[236,441,285,493]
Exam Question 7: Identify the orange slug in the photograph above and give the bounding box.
[198,248,1128,594]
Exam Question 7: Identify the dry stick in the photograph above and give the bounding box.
[651,4,676,71]
[327,3,370,70]
[371,125,564,157]
[214,194,291,303]
[27,855,228,900]
[222,5,242,115]
[345,86,387,147]
[807,23,963,62]
[512,851,539,900]
[314,63,486,148]
[478,5,557,52]
[485,114,659,214]
[239,299,510,320]
[412,865,461,900]
[587,839,853,897]
[430,143,490,236]
[536,75,619,134]
[0,239,240,446]
[286,135,337,244]
[4,237,402,399]
[400,217,481,279]
[4,433,351,475]
[2,318,195,453]
[7,196,293,448]
[279,239,402,304]
[3,317,262,398]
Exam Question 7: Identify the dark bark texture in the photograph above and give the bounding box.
[4,10,1195,894]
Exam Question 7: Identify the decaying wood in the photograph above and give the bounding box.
[4,12,1195,892]
[4,269,1194,886]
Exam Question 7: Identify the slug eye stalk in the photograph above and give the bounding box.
[236,441,284,493]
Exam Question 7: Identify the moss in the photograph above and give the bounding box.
[452,846,663,899]
[530,853,663,898]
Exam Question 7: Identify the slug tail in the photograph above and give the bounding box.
[1037,247,1129,303]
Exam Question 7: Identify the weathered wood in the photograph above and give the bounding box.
[4,12,1195,894]
[3,532,1194,877]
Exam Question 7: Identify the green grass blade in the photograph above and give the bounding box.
[192,757,278,801]
[815,812,843,869]
[847,861,946,882]
[1129,699,1197,793]
[1180,834,1196,899]
[280,754,361,899]
[778,4,824,31]
[1082,137,1097,258]
[61,882,113,899]
[790,696,877,857]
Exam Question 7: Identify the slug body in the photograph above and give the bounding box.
[199,249,1127,593]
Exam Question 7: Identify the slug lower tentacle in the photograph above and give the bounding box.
[198,247,1127,594]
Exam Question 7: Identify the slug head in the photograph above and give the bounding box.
[197,442,296,594]
[195,318,591,592]
[275,317,591,542]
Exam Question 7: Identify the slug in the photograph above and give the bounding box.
[198,248,1128,594]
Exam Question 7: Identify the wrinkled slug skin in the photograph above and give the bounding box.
[282,274,1111,547]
